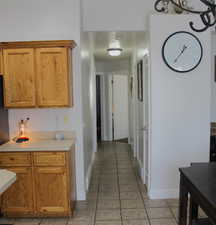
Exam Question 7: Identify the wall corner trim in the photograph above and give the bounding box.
[85,151,96,191]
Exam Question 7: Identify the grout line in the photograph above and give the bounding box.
[92,151,103,225]
[115,144,124,225]
[128,146,152,225]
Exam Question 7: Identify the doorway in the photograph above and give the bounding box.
[96,73,129,142]
[112,75,129,142]
[96,75,102,142]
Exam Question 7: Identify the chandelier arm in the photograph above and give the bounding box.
[189,18,210,32]
[169,0,211,14]
[201,12,212,25]
[199,9,216,26]
[154,0,166,12]
[200,0,216,7]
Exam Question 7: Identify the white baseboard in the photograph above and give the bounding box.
[149,188,179,199]
[85,152,95,191]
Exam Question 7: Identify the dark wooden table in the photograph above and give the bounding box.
[179,163,216,225]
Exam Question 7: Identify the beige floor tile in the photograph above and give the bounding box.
[144,199,168,208]
[98,199,120,209]
[121,200,144,209]
[95,221,122,225]
[68,219,93,225]
[120,184,139,192]
[146,208,173,219]
[122,220,149,225]
[99,192,120,200]
[119,179,137,185]
[120,192,142,200]
[141,191,149,200]
[166,199,179,207]
[121,209,147,220]
[96,209,121,221]
[87,192,98,200]
[170,207,178,219]
[72,209,94,221]
[40,218,68,225]
[150,218,177,225]
[100,184,119,192]
[14,218,42,225]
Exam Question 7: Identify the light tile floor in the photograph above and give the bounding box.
[0,142,206,225]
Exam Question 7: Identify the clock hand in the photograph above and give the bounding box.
[174,45,188,63]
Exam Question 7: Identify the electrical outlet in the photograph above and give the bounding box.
[63,116,69,124]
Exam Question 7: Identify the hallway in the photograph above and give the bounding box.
[73,142,179,225]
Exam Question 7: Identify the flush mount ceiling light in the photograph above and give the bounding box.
[107,39,123,56]
[154,0,216,32]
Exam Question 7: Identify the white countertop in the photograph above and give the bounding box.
[0,139,75,152]
[0,169,16,195]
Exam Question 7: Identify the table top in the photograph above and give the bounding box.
[180,163,216,210]
[0,169,16,195]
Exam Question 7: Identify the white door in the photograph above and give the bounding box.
[137,56,150,188]
[113,75,129,140]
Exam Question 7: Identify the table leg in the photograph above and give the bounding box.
[189,197,198,225]
[179,174,189,225]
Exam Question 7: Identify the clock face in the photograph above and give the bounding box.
[162,31,203,73]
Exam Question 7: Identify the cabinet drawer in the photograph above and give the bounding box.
[0,153,31,166]
[33,152,66,166]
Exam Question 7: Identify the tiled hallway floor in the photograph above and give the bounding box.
[0,142,205,225]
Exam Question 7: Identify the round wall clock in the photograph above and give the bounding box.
[162,31,203,73]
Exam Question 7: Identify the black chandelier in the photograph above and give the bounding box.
[154,0,216,32]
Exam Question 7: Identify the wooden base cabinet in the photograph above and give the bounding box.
[2,167,34,216]
[0,150,75,217]
[35,167,69,216]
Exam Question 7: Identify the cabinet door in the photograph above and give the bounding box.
[36,48,70,107]
[3,48,36,107]
[34,167,69,216]
[0,49,3,75]
[2,167,34,216]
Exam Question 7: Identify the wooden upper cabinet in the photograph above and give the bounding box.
[3,48,36,108]
[36,48,70,107]
[0,49,3,75]
[0,40,75,108]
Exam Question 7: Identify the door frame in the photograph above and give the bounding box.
[142,53,151,192]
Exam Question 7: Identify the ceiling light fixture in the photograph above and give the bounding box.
[107,39,123,57]
[154,0,216,32]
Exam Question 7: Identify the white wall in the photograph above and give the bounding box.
[0,0,86,200]
[82,0,154,31]
[149,15,211,199]
[211,33,216,122]
[81,32,97,190]
[99,74,113,141]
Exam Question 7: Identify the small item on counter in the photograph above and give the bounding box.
[16,137,29,143]
[55,132,64,140]
[19,117,30,137]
